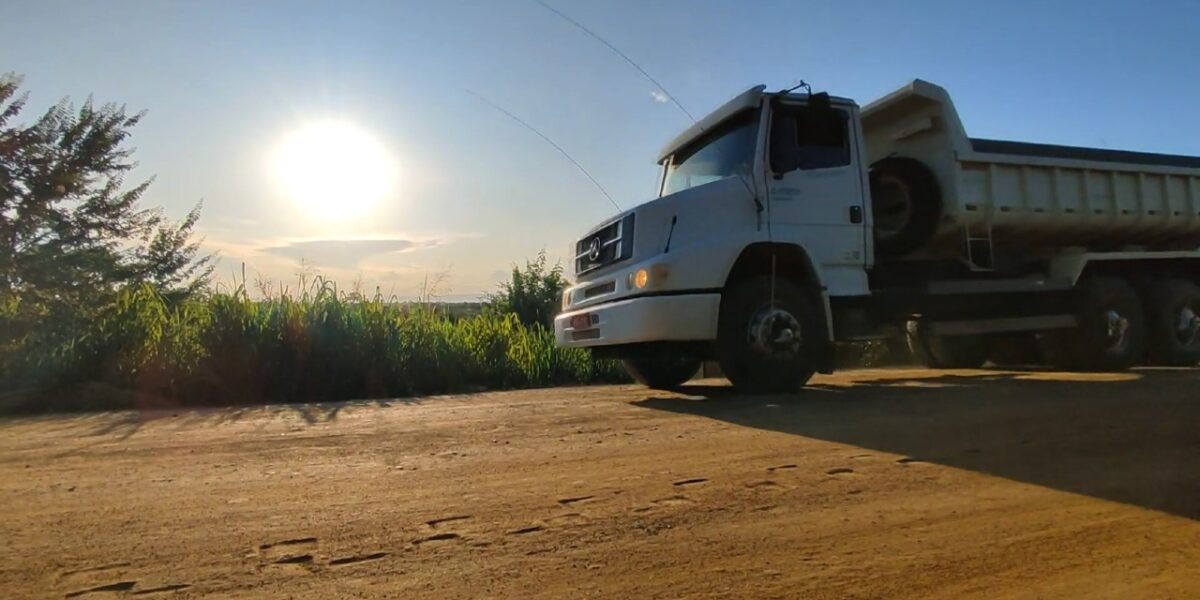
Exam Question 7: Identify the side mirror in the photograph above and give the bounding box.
[809,92,832,112]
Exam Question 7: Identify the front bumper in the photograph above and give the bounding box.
[554,293,721,348]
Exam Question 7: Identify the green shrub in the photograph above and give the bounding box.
[0,284,627,413]
[486,250,568,328]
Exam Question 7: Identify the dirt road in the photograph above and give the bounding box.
[1,368,1198,599]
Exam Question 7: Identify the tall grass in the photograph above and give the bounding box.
[0,282,626,412]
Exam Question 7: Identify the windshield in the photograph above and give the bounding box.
[661,110,758,196]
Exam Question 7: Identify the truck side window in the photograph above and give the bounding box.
[772,106,850,171]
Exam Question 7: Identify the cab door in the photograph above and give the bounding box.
[766,99,869,296]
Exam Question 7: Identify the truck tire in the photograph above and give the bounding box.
[622,356,701,390]
[1145,279,1200,366]
[717,276,822,393]
[1052,277,1146,371]
[869,157,942,257]
[905,322,990,369]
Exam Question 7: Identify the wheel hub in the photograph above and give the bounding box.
[1176,306,1200,346]
[1104,309,1130,350]
[748,308,802,358]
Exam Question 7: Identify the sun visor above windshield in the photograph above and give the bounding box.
[657,85,766,164]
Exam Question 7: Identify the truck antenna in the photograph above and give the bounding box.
[467,89,621,213]
[781,80,812,95]
[533,0,695,124]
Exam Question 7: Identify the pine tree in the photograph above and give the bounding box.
[0,73,212,345]
[0,74,211,307]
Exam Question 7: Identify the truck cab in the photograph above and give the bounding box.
[555,85,871,391]
[555,81,1200,391]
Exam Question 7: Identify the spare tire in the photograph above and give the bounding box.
[869,157,942,257]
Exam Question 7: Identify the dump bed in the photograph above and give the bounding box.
[862,80,1200,253]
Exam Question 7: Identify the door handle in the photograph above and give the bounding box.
[849,205,863,224]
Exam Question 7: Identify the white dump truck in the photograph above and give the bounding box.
[554,80,1200,391]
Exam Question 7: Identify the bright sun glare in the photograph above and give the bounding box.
[271,120,396,220]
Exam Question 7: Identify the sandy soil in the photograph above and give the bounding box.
[1,368,1197,599]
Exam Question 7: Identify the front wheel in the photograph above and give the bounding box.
[622,356,701,390]
[716,276,823,393]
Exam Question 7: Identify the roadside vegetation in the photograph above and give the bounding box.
[0,74,624,413]
[0,277,626,413]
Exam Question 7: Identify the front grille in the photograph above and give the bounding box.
[575,213,634,275]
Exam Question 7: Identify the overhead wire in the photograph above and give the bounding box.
[467,89,621,213]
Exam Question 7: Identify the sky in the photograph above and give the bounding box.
[4,0,1199,300]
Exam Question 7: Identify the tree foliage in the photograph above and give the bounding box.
[487,250,568,328]
[0,74,211,326]
[0,73,212,373]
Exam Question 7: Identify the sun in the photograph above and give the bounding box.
[270,120,396,220]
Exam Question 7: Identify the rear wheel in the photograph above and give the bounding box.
[717,276,823,393]
[906,322,990,369]
[622,356,701,390]
[1046,277,1146,371]
[1145,279,1200,366]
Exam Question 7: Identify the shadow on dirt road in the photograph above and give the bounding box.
[634,369,1200,520]
[20,397,419,459]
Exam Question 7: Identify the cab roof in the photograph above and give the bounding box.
[656,85,856,163]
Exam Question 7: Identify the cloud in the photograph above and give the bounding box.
[650,90,669,104]
[258,238,439,269]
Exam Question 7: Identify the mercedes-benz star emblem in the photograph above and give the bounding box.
[587,237,602,262]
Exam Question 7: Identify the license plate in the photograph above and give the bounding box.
[570,314,593,330]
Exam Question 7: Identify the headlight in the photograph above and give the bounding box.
[632,269,649,289]
[627,265,668,290]
[561,289,572,309]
